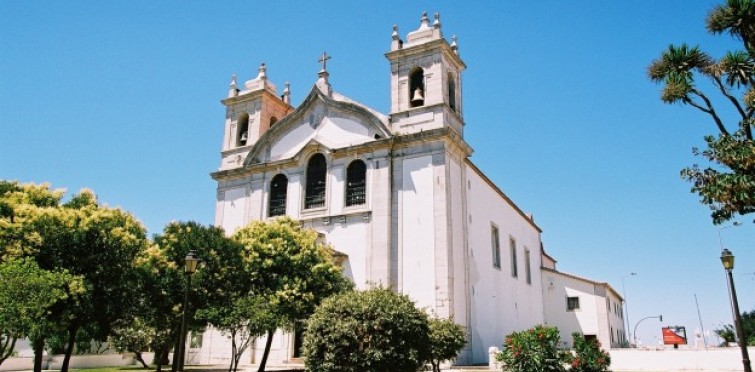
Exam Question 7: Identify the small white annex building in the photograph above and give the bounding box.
[198,12,623,367]
[541,253,627,349]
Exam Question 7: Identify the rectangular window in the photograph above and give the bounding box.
[510,237,518,278]
[190,330,204,349]
[491,225,501,269]
[524,248,531,284]
[611,327,614,343]
[567,296,580,311]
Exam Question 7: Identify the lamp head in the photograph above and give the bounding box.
[720,248,735,271]
[185,250,199,274]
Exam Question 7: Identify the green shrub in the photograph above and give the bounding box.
[496,325,566,372]
[302,287,430,372]
[428,317,467,372]
[565,333,610,372]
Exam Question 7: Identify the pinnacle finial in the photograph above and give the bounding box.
[420,11,429,27]
[228,73,239,97]
[283,81,291,105]
[433,12,441,29]
[392,24,399,40]
[258,63,267,80]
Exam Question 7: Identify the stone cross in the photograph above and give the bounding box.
[318,51,331,73]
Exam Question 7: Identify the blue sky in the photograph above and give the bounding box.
[2,1,753,348]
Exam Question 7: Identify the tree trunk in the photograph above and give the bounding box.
[0,335,17,365]
[171,339,180,372]
[32,336,44,372]
[256,330,274,372]
[154,344,170,372]
[228,330,237,372]
[134,352,149,368]
[60,323,79,372]
[153,342,170,372]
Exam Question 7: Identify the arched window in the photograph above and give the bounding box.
[305,154,327,209]
[236,112,249,147]
[409,68,425,108]
[447,72,456,112]
[345,160,366,207]
[269,174,288,217]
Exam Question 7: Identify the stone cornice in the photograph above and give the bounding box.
[210,127,472,181]
[384,38,466,70]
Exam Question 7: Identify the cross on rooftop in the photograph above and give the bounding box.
[318,51,331,73]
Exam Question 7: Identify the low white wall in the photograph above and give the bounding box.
[610,347,755,371]
[48,354,136,370]
[0,358,34,372]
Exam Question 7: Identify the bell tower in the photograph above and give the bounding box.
[385,12,466,136]
[218,63,293,171]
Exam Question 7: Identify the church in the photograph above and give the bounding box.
[201,12,625,367]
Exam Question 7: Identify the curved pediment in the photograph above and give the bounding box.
[244,86,392,165]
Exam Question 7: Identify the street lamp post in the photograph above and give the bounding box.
[720,248,752,372]
[633,315,663,348]
[719,222,742,342]
[622,272,637,347]
[177,250,200,372]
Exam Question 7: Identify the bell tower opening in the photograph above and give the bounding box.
[447,72,456,112]
[236,112,249,147]
[409,68,425,108]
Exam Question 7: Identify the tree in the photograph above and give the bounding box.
[109,318,156,368]
[232,217,351,372]
[427,317,467,372]
[198,296,278,372]
[496,325,566,372]
[716,324,737,344]
[564,333,610,372]
[302,287,431,372]
[0,258,83,366]
[0,181,149,372]
[141,221,244,372]
[648,0,755,224]
[715,308,755,346]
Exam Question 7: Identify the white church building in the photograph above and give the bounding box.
[199,12,625,367]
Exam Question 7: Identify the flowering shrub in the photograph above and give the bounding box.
[496,325,566,372]
[565,332,611,372]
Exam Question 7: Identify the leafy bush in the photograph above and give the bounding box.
[302,287,430,372]
[428,317,467,372]
[496,325,566,372]
[565,333,610,372]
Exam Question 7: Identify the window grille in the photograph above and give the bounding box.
[305,154,327,209]
[269,174,288,217]
[345,160,366,207]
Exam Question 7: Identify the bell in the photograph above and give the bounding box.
[411,88,424,103]
[240,131,248,144]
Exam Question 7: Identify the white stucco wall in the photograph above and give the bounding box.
[542,270,625,349]
[269,108,377,162]
[464,164,545,363]
[399,155,437,310]
[219,186,247,234]
[605,290,627,346]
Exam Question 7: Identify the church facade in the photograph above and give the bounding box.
[202,12,621,366]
